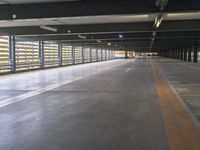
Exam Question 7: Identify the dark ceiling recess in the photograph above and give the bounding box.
[0,0,199,51]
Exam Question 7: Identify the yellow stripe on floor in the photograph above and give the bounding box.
[151,63,200,150]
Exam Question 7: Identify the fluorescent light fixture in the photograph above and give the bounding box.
[154,15,163,28]
[107,43,112,46]
[78,34,87,39]
[97,40,102,43]
[40,25,57,32]
[152,31,157,36]
[119,34,123,38]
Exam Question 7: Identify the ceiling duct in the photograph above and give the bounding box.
[156,0,168,11]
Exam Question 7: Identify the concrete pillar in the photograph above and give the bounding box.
[101,49,103,61]
[9,36,16,72]
[184,48,187,61]
[176,50,179,59]
[180,49,184,60]
[58,42,62,66]
[168,50,170,58]
[81,46,84,63]
[193,44,198,63]
[177,49,180,59]
[96,48,98,62]
[72,45,75,64]
[90,48,92,62]
[39,41,44,69]
[188,47,192,62]
[125,51,128,59]
[172,50,175,58]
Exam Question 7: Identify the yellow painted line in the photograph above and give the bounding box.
[151,62,200,150]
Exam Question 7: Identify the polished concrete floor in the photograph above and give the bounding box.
[0,58,200,150]
[156,58,200,126]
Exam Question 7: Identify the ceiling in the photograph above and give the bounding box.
[0,0,78,5]
[0,12,200,28]
[0,0,199,51]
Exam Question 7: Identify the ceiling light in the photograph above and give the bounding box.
[107,43,112,46]
[119,34,123,38]
[78,35,87,39]
[12,14,17,19]
[154,15,163,28]
[97,40,102,43]
[67,30,71,33]
[40,25,57,32]
[152,31,157,36]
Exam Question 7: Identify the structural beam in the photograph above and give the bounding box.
[1,20,200,36]
[0,0,199,20]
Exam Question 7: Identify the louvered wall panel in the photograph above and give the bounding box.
[97,49,102,61]
[0,36,10,73]
[74,47,83,64]
[62,45,73,65]
[91,49,97,62]
[15,41,40,70]
[102,50,106,60]
[44,42,59,67]
[84,48,90,63]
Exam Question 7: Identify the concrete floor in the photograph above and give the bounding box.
[0,58,200,150]
[156,58,200,125]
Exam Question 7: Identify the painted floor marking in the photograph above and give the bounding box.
[151,62,200,150]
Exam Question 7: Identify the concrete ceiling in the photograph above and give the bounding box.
[0,12,200,28]
[0,0,78,5]
[0,0,199,51]
[0,14,156,27]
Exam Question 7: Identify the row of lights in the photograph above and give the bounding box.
[37,24,125,49]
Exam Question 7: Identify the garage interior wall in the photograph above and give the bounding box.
[0,36,10,73]
[0,36,115,75]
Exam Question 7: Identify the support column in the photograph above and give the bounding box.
[96,48,98,62]
[177,49,180,60]
[105,50,107,60]
[39,41,44,69]
[81,46,84,63]
[193,44,198,63]
[169,50,172,58]
[175,49,178,59]
[173,50,176,59]
[72,45,75,64]
[9,36,16,72]
[101,49,103,61]
[184,48,187,61]
[177,49,180,59]
[188,47,192,62]
[125,51,128,59]
[58,42,62,66]
[89,47,92,62]
[180,49,183,60]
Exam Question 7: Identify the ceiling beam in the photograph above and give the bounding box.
[1,20,200,36]
[0,0,199,20]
